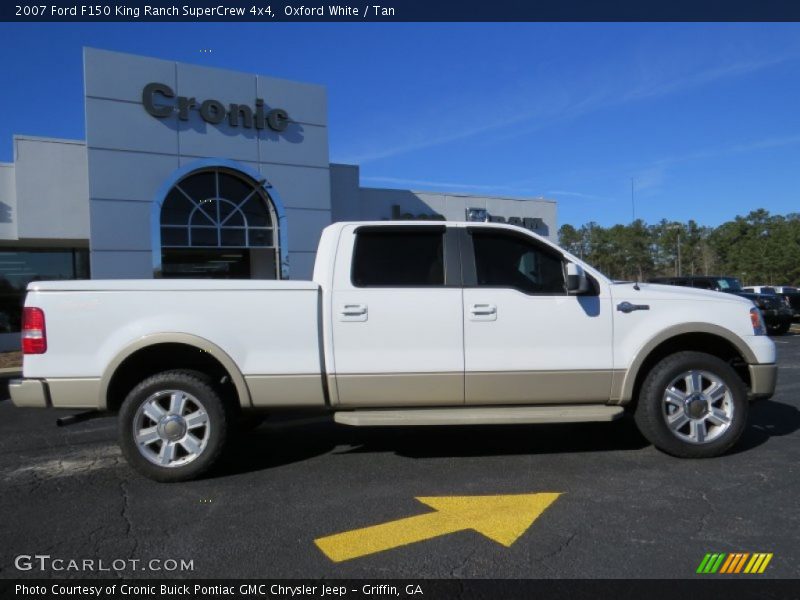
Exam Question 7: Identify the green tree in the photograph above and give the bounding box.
[558,224,585,258]
[561,208,800,286]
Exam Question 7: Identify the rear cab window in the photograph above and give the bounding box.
[351,228,445,287]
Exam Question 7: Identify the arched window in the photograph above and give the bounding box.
[160,169,275,248]
[158,169,279,279]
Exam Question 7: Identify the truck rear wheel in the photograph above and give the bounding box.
[634,351,748,458]
[119,370,230,482]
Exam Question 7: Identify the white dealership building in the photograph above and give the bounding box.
[0,48,556,348]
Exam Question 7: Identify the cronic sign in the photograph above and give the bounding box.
[142,82,290,132]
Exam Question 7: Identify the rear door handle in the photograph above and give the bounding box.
[469,303,497,321]
[340,304,368,322]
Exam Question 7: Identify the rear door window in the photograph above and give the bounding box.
[351,228,444,287]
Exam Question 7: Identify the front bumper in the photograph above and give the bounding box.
[9,378,49,408]
[748,364,778,401]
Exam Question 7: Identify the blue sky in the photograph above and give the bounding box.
[1,23,799,229]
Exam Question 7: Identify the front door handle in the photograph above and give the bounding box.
[340,304,368,322]
[469,303,497,321]
[617,301,650,313]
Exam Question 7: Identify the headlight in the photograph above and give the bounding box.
[750,307,766,336]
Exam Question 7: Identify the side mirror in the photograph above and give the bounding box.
[566,262,590,294]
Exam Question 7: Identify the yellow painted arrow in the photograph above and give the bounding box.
[315,492,561,562]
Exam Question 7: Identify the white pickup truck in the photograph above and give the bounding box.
[10,222,777,481]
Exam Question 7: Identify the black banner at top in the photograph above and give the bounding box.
[4,0,800,22]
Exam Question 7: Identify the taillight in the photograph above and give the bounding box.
[22,307,46,354]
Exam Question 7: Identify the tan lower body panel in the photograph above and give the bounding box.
[334,404,624,426]
[326,374,339,406]
[9,379,49,408]
[466,370,614,405]
[47,378,101,409]
[609,370,627,404]
[335,373,463,407]
[246,374,327,407]
[748,363,777,399]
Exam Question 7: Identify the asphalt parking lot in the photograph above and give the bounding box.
[1,335,799,580]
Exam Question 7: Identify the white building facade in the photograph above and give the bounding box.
[0,48,557,349]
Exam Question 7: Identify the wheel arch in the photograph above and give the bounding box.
[617,323,756,406]
[100,333,252,412]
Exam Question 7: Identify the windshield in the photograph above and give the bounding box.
[716,277,742,292]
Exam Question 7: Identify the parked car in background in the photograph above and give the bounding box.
[649,276,793,335]
[743,286,800,320]
[743,286,798,294]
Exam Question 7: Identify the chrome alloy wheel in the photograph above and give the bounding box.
[661,369,734,445]
[133,390,211,468]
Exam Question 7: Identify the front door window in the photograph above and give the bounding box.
[471,230,566,294]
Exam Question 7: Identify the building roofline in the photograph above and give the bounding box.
[13,135,86,146]
[358,186,557,205]
[83,46,327,92]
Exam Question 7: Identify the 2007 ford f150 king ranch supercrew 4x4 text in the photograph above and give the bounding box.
[9,222,777,481]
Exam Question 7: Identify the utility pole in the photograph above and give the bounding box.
[668,223,682,277]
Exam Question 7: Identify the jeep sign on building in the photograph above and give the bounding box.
[0,48,556,349]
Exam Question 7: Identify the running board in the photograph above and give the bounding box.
[334,405,624,427]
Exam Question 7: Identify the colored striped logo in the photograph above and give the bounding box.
[696,552,773,574]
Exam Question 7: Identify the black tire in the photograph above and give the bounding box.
[119,369,231,482]
[634,351,748,458]
[237,413,266,433]
[768,321,791,336]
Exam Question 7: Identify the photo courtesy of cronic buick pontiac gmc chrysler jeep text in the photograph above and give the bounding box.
[9,222,777,481]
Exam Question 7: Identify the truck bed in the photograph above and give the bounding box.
[23,279,325,408]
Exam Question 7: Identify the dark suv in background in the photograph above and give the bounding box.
[649,275,793,335]
[743,285,800,320]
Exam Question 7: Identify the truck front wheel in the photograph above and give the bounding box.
[119,370,230,482]
[634,351,748,458]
